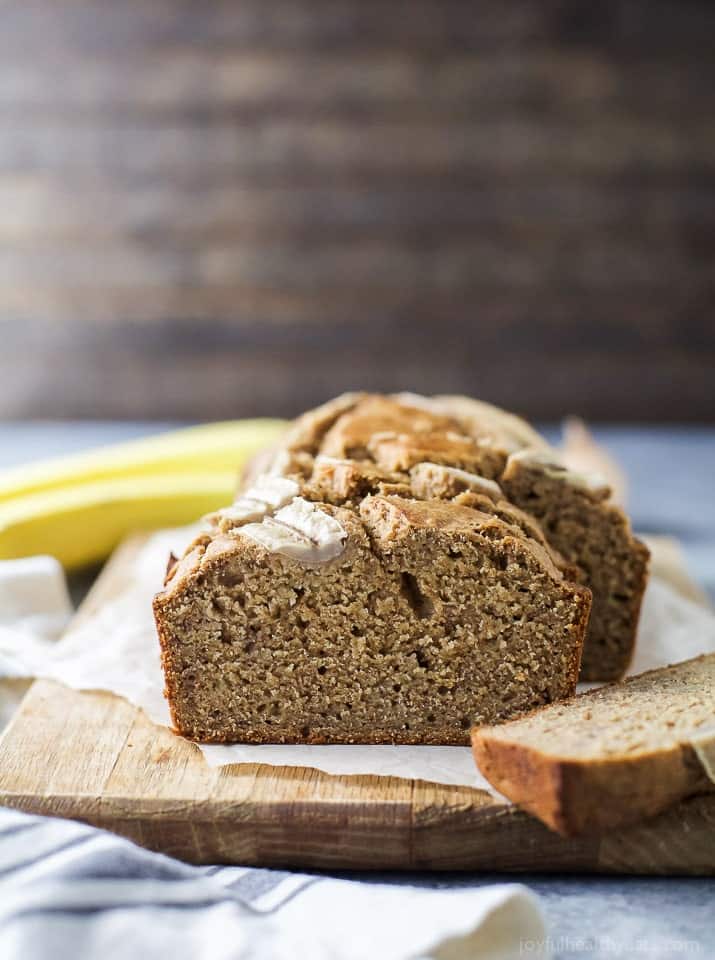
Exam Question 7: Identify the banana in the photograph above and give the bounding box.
[0,419,288,570]
[0,420,287,502]
[0,472,239,571]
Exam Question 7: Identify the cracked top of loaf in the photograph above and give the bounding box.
[165,479,570,597]
[244,392,609,499]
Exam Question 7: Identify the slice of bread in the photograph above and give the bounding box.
[472,654,715,836]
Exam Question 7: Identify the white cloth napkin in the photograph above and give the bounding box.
[0,808,546,960]
[0,555,73,728]
[0,555,72,663]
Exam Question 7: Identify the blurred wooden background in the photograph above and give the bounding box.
[0,0,713,421]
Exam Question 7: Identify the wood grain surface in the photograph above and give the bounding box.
[0,536,713,873]
[0,0,713,421]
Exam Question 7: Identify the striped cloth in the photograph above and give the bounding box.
[0,808,545,960]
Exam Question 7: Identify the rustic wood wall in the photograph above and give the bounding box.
[0,0,713,421]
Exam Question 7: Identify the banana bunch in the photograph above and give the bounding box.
[0,420,287,570]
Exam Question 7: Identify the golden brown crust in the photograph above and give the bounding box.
[426,394,551,453]
[175,724,472,746]
[282,391,367,453]
[153,597,184,734]
[306,457,411,504]
[320,395,462,460]
[164,552,179,584]
[615,536,651,677]
[472,735,709,837]
[472,655,715,836]
[367,430,506,478]
[361,494,574,586]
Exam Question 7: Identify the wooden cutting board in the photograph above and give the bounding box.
[0,538,713,874]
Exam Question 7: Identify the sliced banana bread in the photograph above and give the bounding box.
[472,654,715,836]
[154,481,590,744]
[255,392,648,680]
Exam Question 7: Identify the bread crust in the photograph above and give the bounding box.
[472,655,715,836]
[472,735,711,836]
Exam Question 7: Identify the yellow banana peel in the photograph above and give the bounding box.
[0,420,287,570]
[0,419,286,502]
[0,473,238,570]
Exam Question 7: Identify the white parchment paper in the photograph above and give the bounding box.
[2,525,714,790]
